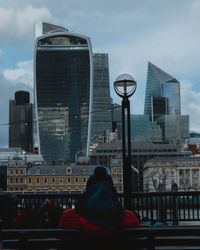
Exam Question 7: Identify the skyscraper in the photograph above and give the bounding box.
[144,62,189,144]
[34,23,93,163]
[91,53,112,142]
[9,91,33,152]
[144,62,181,119]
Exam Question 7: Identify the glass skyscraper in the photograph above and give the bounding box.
[91,53,112,142]
[144,62,181,118]
[143,62,189,144]
[34,23,93,163]
[9,91,33,153]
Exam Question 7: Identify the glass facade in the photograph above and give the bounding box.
[156,115,189,144]
[9,91,33,153]
[91,53,112,142]
[143,62,189,144]
[144,62,181,116]
[152,96,168,120]
[34,30,92,163]
[130,115,162,142]
[162,80,181,115]
[144,62,162,115]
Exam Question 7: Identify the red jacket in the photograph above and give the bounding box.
[58,209,142,235]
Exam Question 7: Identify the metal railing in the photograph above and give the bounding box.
[13,191,200,225]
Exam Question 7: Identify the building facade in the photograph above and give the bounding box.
[143,157,200,192]
[143,62,189,144]
[130,114,162,142]
[6,161,123,193]
[91,53,112,142]
[89,141,191,191]
[144,61,181,117]
[34,22,93,163]
[9,91,33,153]
[156,115,189,144]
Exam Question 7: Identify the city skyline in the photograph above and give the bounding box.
[0,0,200,147]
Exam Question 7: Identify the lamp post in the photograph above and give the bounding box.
[114,74,137,209]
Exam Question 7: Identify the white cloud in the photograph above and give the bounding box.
[3,60,33,87]
[0,5,53,41]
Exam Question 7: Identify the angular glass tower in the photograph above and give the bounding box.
[144,62,189,144]
[144,62,181,118]
[91,53,112,141]
[34,23,93,163]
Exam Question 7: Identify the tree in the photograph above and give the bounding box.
[145,168,172,191]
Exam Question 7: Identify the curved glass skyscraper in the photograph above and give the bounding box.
[34,23,93,163]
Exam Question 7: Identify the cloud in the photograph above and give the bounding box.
[3,60,33,87]
[0,5,53,42]
[181,80,200,132]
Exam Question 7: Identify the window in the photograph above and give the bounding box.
[66,167,72,174]
[82,168,87,175]
[36,169,40,175]
[28,178,31,184]
[67,178,71,183]
[36,178,40,184]
[52,169,56,175]
[44,178,47,184]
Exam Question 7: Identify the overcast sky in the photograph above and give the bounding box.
[0,0,200,147]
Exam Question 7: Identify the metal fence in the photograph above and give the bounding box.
[13,191,200,225]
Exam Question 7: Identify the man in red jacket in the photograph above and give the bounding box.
[58,166,142,235]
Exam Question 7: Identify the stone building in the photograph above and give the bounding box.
[7,160,123,193]
[143,157,200,192]
[90,141,191,191]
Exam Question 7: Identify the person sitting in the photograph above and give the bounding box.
[58,166,142,235]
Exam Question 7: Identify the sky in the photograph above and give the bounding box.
[0,0,200,147]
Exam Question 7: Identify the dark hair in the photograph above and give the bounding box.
[76,181,124,227]
[86,166,114,189]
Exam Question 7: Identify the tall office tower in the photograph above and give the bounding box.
[9,91,33,152]
[144,62,189,144]
[34,22,93,163]
[91,53,112,142]
[144,62,181,119]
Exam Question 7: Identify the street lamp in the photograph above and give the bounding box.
[114,74,137,209]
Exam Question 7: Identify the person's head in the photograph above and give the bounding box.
[76,166,124,228]
[86,166,113,190]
